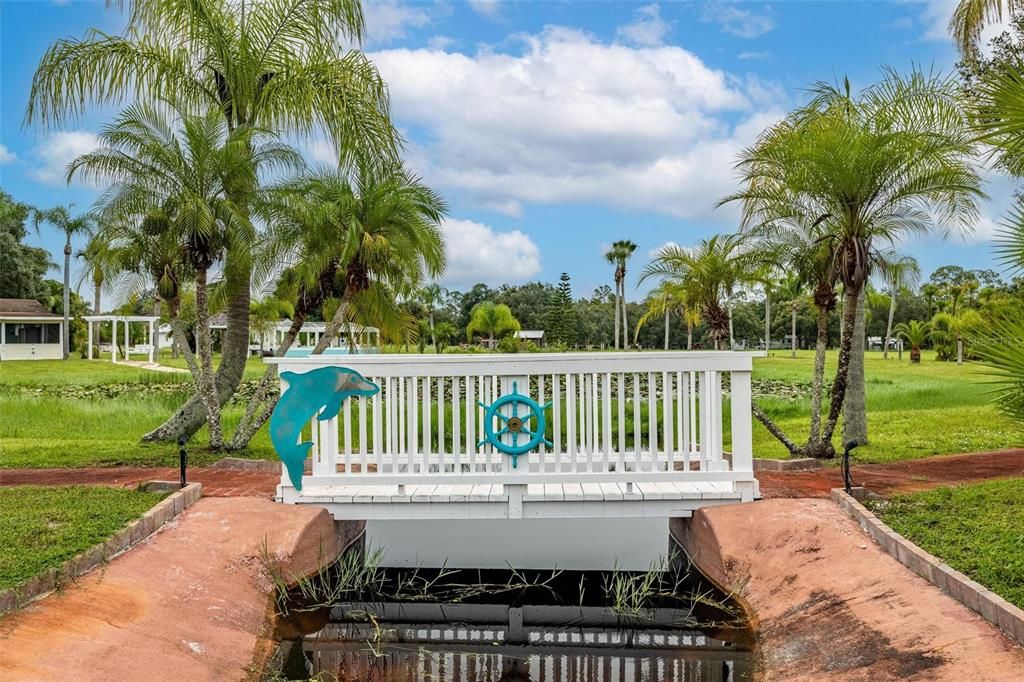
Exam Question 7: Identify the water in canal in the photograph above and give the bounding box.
[269,550,753,681]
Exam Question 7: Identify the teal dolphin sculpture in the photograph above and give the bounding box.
[270,366,380,490]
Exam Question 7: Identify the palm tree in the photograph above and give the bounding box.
[634,282,676,350]
[29,0,399,443]
[419,283,446,348]
[605,240,638,349]
[34,205,95,359]
[921,283,941,317]
[773,274,806,359]
[467,301,520,346]
[434,321,456,354]
[641,235,753,350]
[228,159,447,449]
[950,0,1020,53]
[894,320,931,363]
[724,68,984,455]
[880,255,921,360]
[71,103,301,448]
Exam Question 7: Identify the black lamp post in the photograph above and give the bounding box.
[843,439,860,494]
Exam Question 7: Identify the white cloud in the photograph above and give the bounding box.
[427,35,455,50]
[370,26,784,223]
[738,50,771,60]
[648,241,686,258]
[363,0,431,45]
[468,0,501,18]
[0,144,15,164]
[481,199,523,217]
[617,4,670,47]
[439,218,541,286]
[30,131,99,185]
[702,2,775,39]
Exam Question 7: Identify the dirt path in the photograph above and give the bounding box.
[0,466,279,497]
[0,497,339,682]
[756,448,1024,499]
[3,447,1023,500]
[673,498,1024,680]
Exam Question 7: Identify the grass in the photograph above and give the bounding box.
[1,348,1021,469]
[748,349,1024,463]
[0,485,165,591]
[0,356,274,468]
[866,479,1024,610]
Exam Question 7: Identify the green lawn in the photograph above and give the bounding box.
[1,349,1021,469]
[0,357,274,468]
[748,350,1024,463]
[0,485,165,591]
[866,479,1024,610]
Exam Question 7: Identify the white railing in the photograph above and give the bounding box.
[267,351,759,501]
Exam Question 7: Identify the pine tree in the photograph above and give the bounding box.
[546,272,578,346]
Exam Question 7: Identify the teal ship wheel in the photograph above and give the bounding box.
[478,381,553,468]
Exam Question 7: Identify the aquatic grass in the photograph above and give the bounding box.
[0,485,165,591]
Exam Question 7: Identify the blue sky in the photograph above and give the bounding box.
[0,0,1017,305]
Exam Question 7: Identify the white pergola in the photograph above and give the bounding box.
[83,315,161,363]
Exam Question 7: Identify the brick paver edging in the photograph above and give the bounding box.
[832,488,1024,646]
[0,482,203,616]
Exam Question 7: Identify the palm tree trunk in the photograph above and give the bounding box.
[791,304,797,358]
[842,287,868,446]
[884,291,896,360]
[621,287,630,350]
[764,293,770,351]
[142,259,251,443]
[687,320,693,350]
[153,299,161,359]
[227,310,310,450]
[612,280,620,350]
[62,239,71,360]
[429,310,436,349]
[663,308,669,350]
[727,303,734,350]
[808,306,829,443]
[92,279,101,359]
[821,284,862,454]
[957,334,964,365]
[193,266,223,449]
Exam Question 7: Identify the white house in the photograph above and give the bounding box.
[0,298,63,361]
[514,330,545,346]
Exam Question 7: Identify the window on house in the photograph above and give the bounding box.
[3,323,60,344]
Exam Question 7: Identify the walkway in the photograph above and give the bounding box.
[0,466,279,497]
[0,497,340,682]
[118,360,190,374]
[4,448,1023,500]
[756,448,1024,499]
[673,498,1024,680]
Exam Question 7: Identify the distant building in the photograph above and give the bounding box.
[0,298,63,361]
[514,330,545,346]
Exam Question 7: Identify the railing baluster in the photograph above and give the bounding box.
[663,371,673,472]
[602,372,612,473]
[343,395,352,474]
[632,373,641,470]
[647,372,658,472]
[422,374,432,468]
[452,376,461,464]
[566,373,576,474]
[409,376,417,474]
[552,373,562,472]
[680,371,690,472]
[358,390,368,474]
[437,376,446,472]
[466,375,475,471]
[676,370,684,468]
[398,375,406,469]
[373,377,383,475]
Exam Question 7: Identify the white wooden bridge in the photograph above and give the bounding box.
[268,352,760,570]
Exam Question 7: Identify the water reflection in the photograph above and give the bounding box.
[274,565,752,682]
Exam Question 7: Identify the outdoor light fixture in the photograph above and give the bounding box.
[178,434,188,489]
[843,440,860,494]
